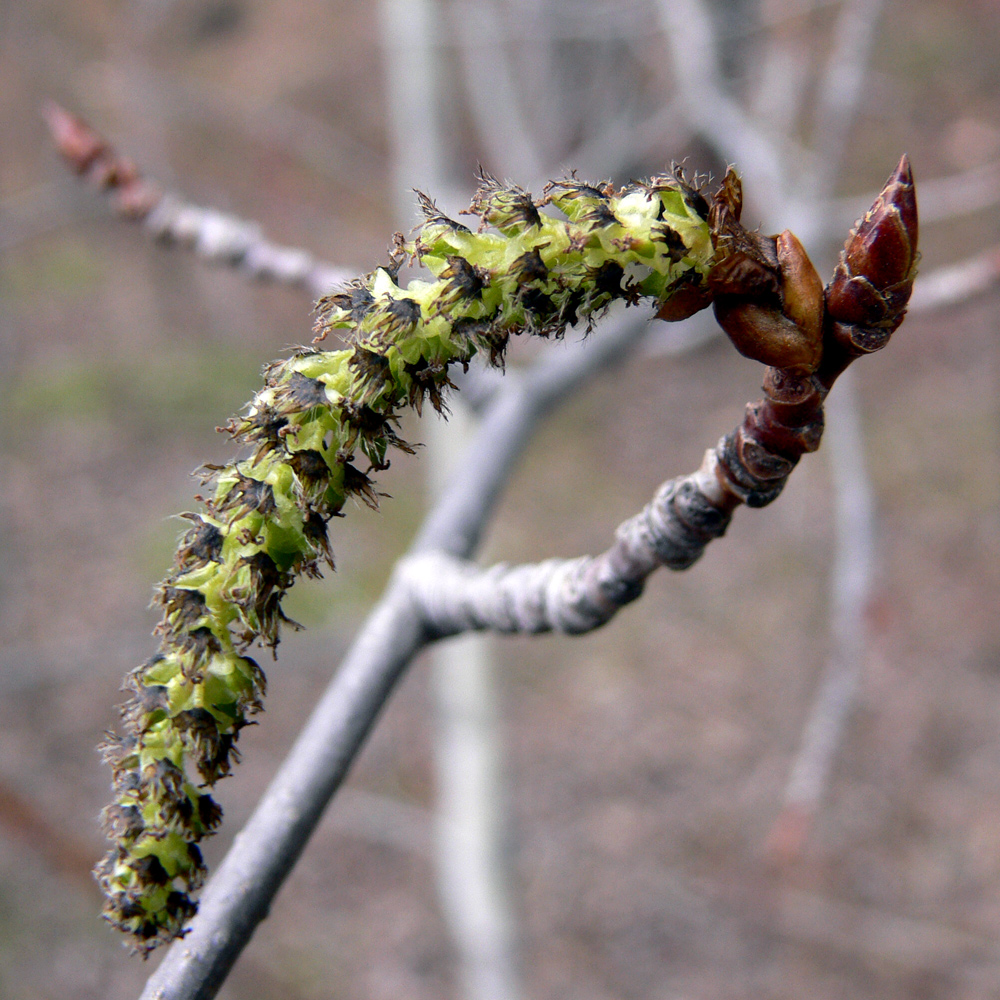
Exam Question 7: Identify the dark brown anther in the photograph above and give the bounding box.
[380,296,422,335]
[512,248,549,285]
[342,463,382,510]
[651,222,690,264]
[280,372,330,411]
[468,169,541,232]
[287,449,330,488]
[175,515,224,568]
[142,758,185,800]
[222,474,277,520]
[436,255,488,308]
[414,190,471,234]
[132,854,170,887]
[101,803,145,841]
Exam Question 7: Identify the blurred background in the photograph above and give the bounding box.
[2,1,999,997]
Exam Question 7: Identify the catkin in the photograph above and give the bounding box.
[95,168,722,952]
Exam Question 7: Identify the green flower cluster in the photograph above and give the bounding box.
[96,168,719,952]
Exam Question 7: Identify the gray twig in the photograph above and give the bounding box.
[909,248,1000,311]
[42,103,353,298]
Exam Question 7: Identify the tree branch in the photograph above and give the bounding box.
[139,148,919,993]
[809,0,886,196]
[655,0,789,222]
[42,102,353,297]
[909,248,1000,312]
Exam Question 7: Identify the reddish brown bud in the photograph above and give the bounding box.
[42,101,106,174]
[654,280,713,322]
[713,300,821,371]
[42,101,162,219]
[826,155,918,334]
[708,169,743,231]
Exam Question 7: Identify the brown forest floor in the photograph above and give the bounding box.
[1,2,999,998]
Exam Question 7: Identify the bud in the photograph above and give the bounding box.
[825,155,918,345]
[709,222,825,373]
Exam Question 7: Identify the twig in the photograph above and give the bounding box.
[382,3,524,997]
[42,103,353,297]
[0,776,97,885]
[655,0,788,222]
[766,371,873,861]
[139,148,918,991]
[0,178,92,253]
[448,0,545,180]
[767,0,887,858]
[809,0,886,195]
[749,0,813,138]
[823,160,1000,237]
[654,0,894,867]
[909,248,1000,312]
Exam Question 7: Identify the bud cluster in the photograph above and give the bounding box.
[97,168,721,952]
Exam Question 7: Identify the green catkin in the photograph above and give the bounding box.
[96,168,719,952]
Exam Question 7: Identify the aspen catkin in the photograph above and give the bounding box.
[95,167,722,953]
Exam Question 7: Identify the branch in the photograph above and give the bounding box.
[822,160,1000,239]
[809,0,886,195]
[766,370,874,860]
[42,103,353,297]
[909,247,1000,312]
[655,0,789,221]
[448,0,545,180]
[749,0,813,138]
[139,156,918,999]
[756,0,887,862]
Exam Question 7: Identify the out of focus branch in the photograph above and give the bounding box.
[824,160,1000,237]
[909,249,1000,311]
[655,0,890,867]
[42,102,353,297]
[655,0,788,221]
[382,3,523,998]
[766,372,873,861]
[449,0,545,180]
[749,0,812,137]
[809,0,886,195]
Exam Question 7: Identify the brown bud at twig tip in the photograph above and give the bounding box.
[825,155,918,358]
[42,101,106,174]
[41,101,161,218]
